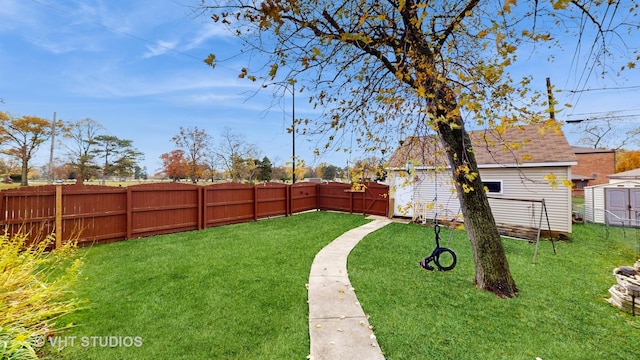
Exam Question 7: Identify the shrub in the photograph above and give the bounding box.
[0,231,83,359]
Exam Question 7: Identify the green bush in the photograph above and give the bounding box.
[0,232,83,359]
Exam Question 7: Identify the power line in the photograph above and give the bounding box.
[564,113,640,123]
[561,85,640,93]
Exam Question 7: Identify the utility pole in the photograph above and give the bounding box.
[48,112,56,184]
[546,77,555,120]
[291,81,296,184]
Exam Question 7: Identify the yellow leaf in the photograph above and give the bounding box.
[417,86,426,98]
[544,173,558,189]
[357,12,368,27]
[204,54,216,68]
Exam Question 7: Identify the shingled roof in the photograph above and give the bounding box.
[388,124,577,169]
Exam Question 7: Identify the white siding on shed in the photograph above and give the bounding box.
[389,171,415,217]
[388,165,573,234]
[413,170,460,222]
[481,166,572,234]
[584,180,640,224]
[584,185,604,223]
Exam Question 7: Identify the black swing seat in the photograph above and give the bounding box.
[420,223,457,271]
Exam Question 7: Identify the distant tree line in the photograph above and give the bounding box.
[0,111,389,186]
[158,125,387,183]
[0,113,144,186]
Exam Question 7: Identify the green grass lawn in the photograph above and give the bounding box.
[349,222,640,360]
[48,212,640,359]
[51,211,370,359]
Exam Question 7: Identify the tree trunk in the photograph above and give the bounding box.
[21,149,29,186]
[434,92,518,298]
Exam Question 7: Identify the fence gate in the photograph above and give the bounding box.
[605,188,640,227]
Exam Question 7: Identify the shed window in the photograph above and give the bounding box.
[483,181,502,194]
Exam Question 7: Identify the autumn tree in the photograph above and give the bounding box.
[272,164,289,182]
[215,127,259,182]
[0,157,19,178]
[0,113,52,186]
[616,150,640,173]
[350,157,387,184]
[63,118,104,184]
[203,152,222,182]
[160,150,189,181]
[172,126,212,183]
[285,158,308,183]
[53,163,76,181]
[199,0,639,297]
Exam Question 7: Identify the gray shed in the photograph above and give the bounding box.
[584,180,640,226]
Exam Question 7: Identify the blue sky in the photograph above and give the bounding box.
[0,0,324,174]
[1,1,638,175]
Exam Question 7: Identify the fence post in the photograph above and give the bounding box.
[126,187,132,240]
[55,185,62,249]
[349,190,353,214]
[198,186,204,230]
[287,184,291,216]
[253,186,258,221]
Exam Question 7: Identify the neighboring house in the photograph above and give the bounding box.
[387,124,577,237]
[570,146,616,195]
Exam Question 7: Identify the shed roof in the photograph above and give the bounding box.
[584,179,640,189]
[608,168,640,180]
[388,124,577,169]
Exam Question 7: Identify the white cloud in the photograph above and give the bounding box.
[61,64,258,101]
[143,40,179,58]
[183,22,234,50]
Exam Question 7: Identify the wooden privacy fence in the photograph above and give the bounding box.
[0,181,389,248]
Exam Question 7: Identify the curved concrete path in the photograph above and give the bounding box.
[308,216,392,360]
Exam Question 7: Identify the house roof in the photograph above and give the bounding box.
[608,168,640,180]
[388,124,577,169]
[571,146,616,154]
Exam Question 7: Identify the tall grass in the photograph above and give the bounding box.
[349,222,640,359]
[54,211,370,359]
[0,232,83,360]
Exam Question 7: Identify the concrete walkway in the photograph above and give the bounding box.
[308,216,392,360]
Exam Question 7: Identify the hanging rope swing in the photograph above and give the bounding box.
[420,222,457,271]
[419,169,457,271]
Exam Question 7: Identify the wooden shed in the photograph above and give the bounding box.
[387,124,577,237]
